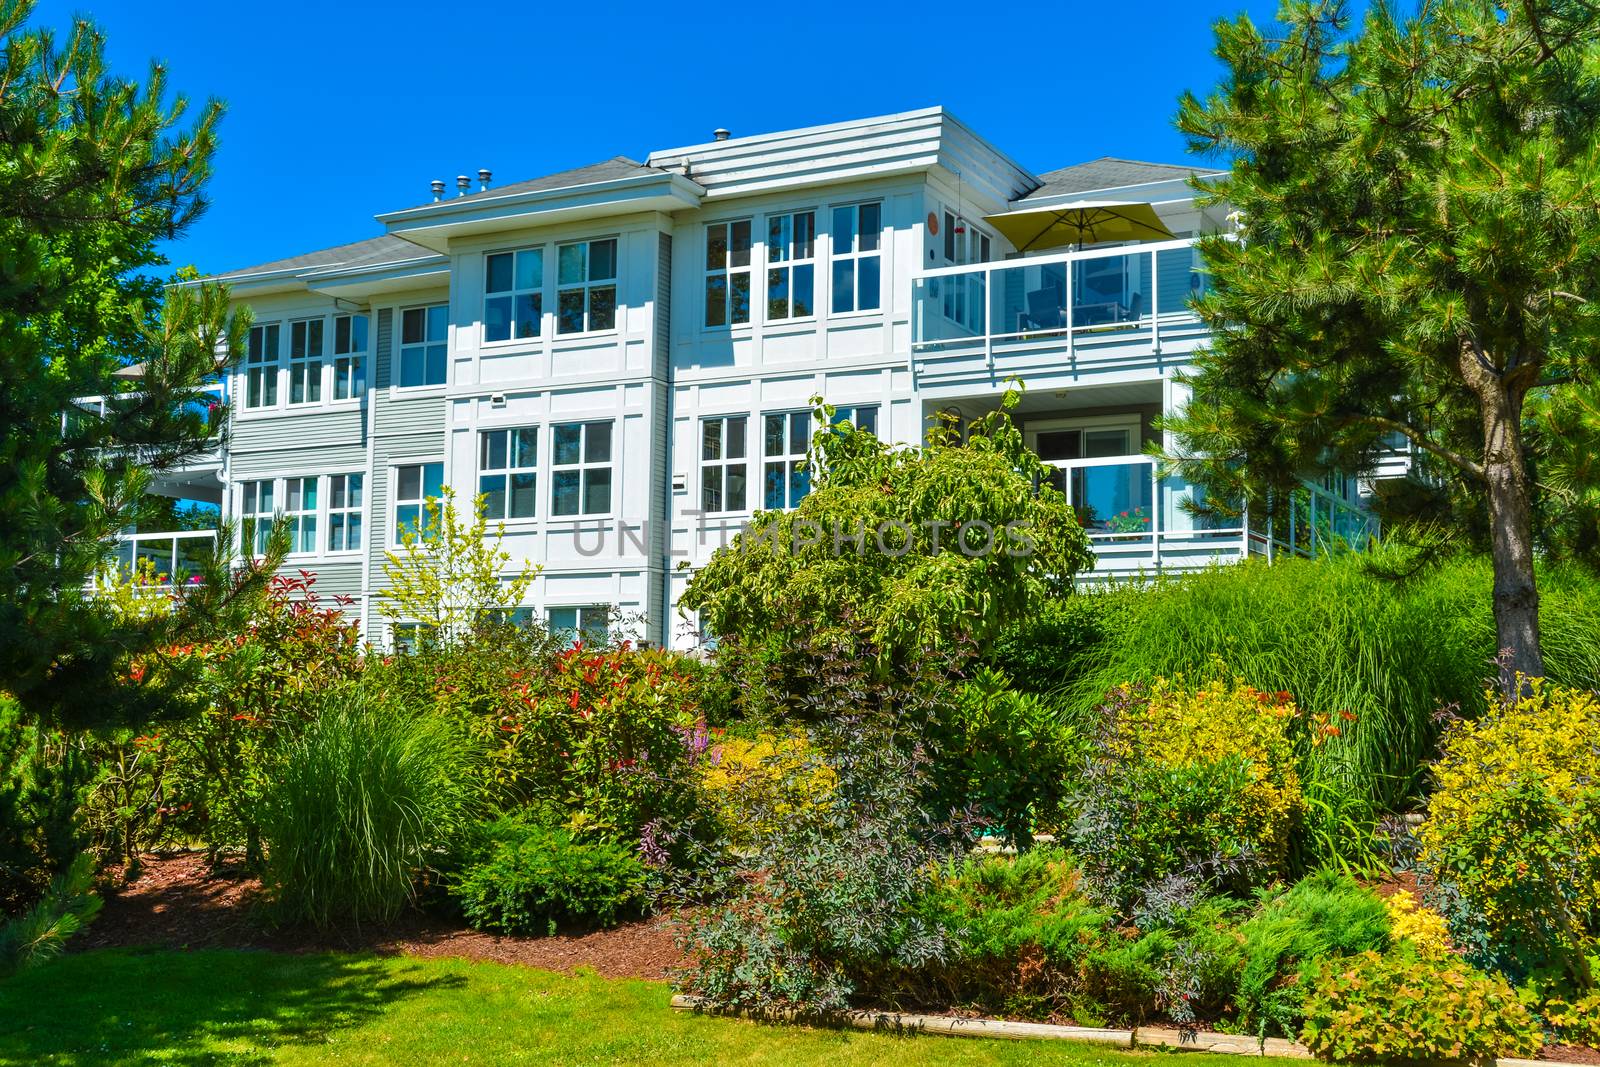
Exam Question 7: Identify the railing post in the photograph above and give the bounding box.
[1149,249,1160,354]
[983,264,993,370]
[1065,257,1075,366]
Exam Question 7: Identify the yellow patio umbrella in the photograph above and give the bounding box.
[983,200,1174,252]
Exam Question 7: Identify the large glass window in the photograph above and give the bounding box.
[393,462,443,540]
[328,473,363,551]
[479,427,538,520]
[333,314,368,400]
[242,479,275,554]
[704,220,752,327]
[285,476,319,553]
[484,248,543,342]
[556,239,617,334]
[551,421,613,516]
[766,211,815,320]
[245,323,279,408]
[287,319,324,404]
[831,202,882,314]
[547,605,610,645]
[762,411,812,510]
[701,415,748,513]
[399,305,448,387]
[829,404,879,436]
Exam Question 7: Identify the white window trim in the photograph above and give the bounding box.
[478,425,540,523]
[395,304,450,392]
[326,472,365,555]
[482,246,546,347]
[243,322,281,411]
[286,318,326,407]
[283,475,320,556]
[760,409,813,512]
[699,414,750,515]
[545,604,611,644]
[390,460,445,546]
[828,200,885,318]
[554,237,620,338]
[331,313,368,403]
[702,218,753,332]
[549,420,615,520]
[763,209,817,324]
[240,478,277,554]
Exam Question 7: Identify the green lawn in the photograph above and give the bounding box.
[0,949,1310,1067]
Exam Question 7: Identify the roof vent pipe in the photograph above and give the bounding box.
[712,128,731,141]
[478,168,492,191]
[456,174,471,197]
[430,179,445,202]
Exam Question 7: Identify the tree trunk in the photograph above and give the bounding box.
[1461,344,1545,685]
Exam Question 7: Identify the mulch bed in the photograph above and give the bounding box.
[76,852,685,981]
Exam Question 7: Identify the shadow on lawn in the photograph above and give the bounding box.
[0,947,460,1066]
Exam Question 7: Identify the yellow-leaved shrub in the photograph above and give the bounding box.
[700,732,834,847]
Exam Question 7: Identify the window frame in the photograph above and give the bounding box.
[764,210,816,323]
[327,472,364,553]
[286,318,325,406]
[828,404,880,437]
[761,410,813,511]
[546,604,610,646]
[244,323,281,409]
[283,476,320,554]
[703,219,753,329]
[555,238,619,336]
[478,425,539,522]
[241,478,276,554]
[550,420,614,518]
[397,304,449,390]
[700,414,750,514]
[829,201,884,316]
[392,461,444,544]
[483,247,545,345]
[332,313,368,401]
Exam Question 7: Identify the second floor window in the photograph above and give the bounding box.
[333,314,368,400]
[288,319,324,405]
[831,202,882,314]
[242,479,275,554]
[556,239,617,334]
[701,415,748,512]
[763,411,811,510]
[394,461,443,540]
[328,473,363,551]
[766,212,815,320]
[548,605,609,645]
[285,476,318,553]
[245,323,279,408]
[551,421,612,516]
[480,427,538,520]
[704,220,751,327]
[484,249,542,342]
[399,305,448,388]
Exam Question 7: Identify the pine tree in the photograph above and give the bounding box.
[1168,0,1600,679]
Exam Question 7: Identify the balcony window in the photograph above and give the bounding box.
[245,323,279,408]
[399,305,448,388]
[830,202,881,314]
[287,319,324,404]
[701,415,748,513]
[547,605,609,645]
[551,421,613,516]
[285,476,318,553]
[556,239,617,334]
[704,220,751,327]
[394,461,443,541]
[242,479,275,554]
[828,405,878,436]
[484,248,542,342]
[328,473,363,551]
[479,427,538,520]
[762,411,811,510]
[766,211,814,321]
[333,314,368,400]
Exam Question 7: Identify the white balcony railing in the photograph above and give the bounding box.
[1047,456,1377,577]
[912,237,1211,362]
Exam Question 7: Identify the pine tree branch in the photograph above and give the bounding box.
[1359,415,1485,480]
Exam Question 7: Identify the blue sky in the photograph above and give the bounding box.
[32,0,1282,276]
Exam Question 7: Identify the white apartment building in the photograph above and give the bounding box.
[122,107,1377,649]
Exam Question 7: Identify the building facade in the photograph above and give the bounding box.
[133,107,1378,648]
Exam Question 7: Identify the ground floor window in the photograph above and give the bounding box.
[547,605,609,645]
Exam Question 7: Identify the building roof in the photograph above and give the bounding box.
[1021,157,1226,200]
[399,156,665,211]
[209,233,435,282]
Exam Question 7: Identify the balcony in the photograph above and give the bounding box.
[68,381,227,502]
[1048,456,1378,579]
[910,238,1212,395]
[97,530,217,589]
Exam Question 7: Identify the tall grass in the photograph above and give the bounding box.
[261,689,479,928]
[1040,553,1600,812]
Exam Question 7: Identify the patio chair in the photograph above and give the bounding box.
[1020,284,1066,331]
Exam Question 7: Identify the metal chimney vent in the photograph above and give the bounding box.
[430,179,445,202]
[456,174,471,196]
[712,128,731,141]
[478,168,492,191]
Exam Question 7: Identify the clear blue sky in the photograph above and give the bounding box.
[31,0,1282,277]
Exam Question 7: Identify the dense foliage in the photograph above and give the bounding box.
[451,817,647,936]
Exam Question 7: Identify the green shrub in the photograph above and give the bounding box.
[452,818,646,935]
[1232,870,1391,1037]
[261,690,479,928]
[1419,677,1600,990]
[1069,675,1304,910]
[1299,945,1541,1062]
[985,595,1108,696]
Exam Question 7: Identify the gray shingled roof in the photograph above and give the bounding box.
[401,156,664,211]
[1022,157,1226,200]
[209,234,436,281]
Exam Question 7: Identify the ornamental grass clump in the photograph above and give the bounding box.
[1419,676,1600,991]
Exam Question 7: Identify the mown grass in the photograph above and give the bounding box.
[0,949,1311,1067]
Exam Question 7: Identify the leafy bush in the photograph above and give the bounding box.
[985,594,1108,696]
[1231,871,1391,1037]
[1419,676,1600,990]
[452,818,646,936]
[1300,945,1541,1062]
[260,690,479,928]
[1542,991,1600,1046]
[698,732,833,849]
[1069,675,1305,910]
[0,696,92,916]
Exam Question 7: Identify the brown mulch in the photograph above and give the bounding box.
[1545,1045,1600,1066]
[77,852,685,980]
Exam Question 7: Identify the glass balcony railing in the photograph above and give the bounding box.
[100,530,217,588]
[912,237,1211,351]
